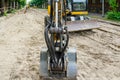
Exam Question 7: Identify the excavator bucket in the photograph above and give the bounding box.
[66,19,100,32]
[40,47,77,80]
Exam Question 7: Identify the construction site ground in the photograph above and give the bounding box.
[0,8,120,80]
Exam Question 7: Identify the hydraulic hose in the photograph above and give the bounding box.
[59,28,69,60]
[44,25,52,56]
[44,25,57,64]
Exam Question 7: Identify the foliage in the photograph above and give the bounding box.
[107,11,120,21]
[107,0,120,21]
[18,0,26,7]
[109,0,118,12]
[3,11,7,16]
[30,0,47,7]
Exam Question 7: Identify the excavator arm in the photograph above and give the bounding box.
[40,0,77,79]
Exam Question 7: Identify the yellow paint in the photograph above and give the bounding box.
[48,5,51,15]
[71,11,88,15]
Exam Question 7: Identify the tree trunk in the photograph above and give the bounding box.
[1,0,5,15]
[14,1,15,9]
[10,0,12,9]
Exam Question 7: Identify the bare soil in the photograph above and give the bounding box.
[0,8,120,80]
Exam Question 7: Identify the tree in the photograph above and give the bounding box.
[107,0,120,21]
[18,0,26,7]
[30,0,47,8]
[109,0,118,12]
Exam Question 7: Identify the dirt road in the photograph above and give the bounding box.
[0,8,120,80]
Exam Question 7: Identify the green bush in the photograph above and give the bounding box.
[109,0,118,12]
[107,12,120,21]
[30,0,47,8]
[3,11,7,16]
[18,0,26,7]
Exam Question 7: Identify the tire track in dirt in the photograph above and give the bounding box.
[69,29,120,80]
[98,27,120,36]
[92,29,120,51]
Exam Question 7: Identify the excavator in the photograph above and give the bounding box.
[40,0,99,80]
[45,0,99,32]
